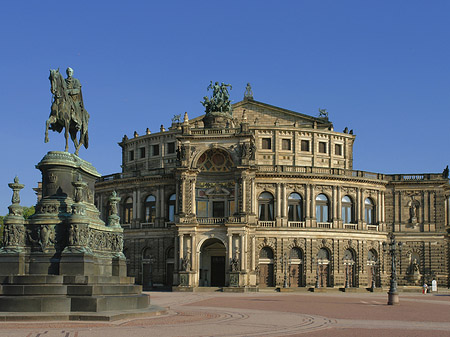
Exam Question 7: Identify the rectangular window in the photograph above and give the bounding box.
[167,142,175,154]
[301,140,310,152]
[212,201,225,217]
[140,147,146,159]
[152,144,159,156]
[319,142,327,154]
[335,144,342,156]
[262,138,272,150]
[282,139,291,151]
[129,150,135,161]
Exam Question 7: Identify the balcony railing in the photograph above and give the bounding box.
[197,217,226,224]
[258,221,276,227]
[343,223,357,230]
[317,222,333,229]
[287,221,305,228]
[367,225,379,231]
[257,165,386,180]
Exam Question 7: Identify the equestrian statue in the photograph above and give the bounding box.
[45,67,89,156]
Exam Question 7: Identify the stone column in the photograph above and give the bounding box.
[251,236,256,271]
[282,183,286,218]
[242,177,247,214]
[191,177,196,215]
[332,185,337,222]
[240,234,245,270]
[337,186,342,228]
[174,235,179,271]
[159,185,165,221]
[305,184,310,220]
[179,234,184,269]
[133,190,138,220]
[228,234,233,266]
[191,234,197,272]
[181,177,186,214]
[311,185,316,224]
[175,179,180,214]
[276,183,281,219]
[251,178,256,215]
[377,190,381,225]
[234,181,239,215]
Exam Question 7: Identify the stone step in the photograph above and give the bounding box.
[2,275,136,285]
[0,293,150,313]
[67,285,142,296]
[71,294,149,312]
[0,296,71,312]
[0,284,142,296]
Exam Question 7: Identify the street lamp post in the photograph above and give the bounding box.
[283,252,290,288]
[383,234,403,305]
[370,262,377,291]
[314,257,320,288]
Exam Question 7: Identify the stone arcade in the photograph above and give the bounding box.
[95,83,450,291]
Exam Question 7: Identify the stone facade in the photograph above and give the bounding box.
[95,96,450,290]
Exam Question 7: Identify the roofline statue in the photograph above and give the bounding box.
[201,81,233,115]
[45,67,90,156]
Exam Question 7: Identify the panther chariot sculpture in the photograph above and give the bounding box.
[45,67,90,156]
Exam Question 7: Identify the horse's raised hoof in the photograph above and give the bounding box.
[44,136,49,143]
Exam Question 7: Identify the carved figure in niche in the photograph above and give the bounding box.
[182,256,191,271]
[230,251,240,271]
[409,197,419,223]
[241,143,251,160]
[40,225,55,250]
[68,224,78,245]
[177,144,187,161]
[4,224,25,246]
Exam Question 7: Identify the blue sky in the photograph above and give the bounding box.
[0,0,449,211]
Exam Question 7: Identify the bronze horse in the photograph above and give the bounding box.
[45,69,89,156]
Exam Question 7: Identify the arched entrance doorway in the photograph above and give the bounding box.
[317,248,331,287]
[367,249,378,287]
[142,247,155,290]
[200,238,226,287]
[343,249,356,287]
[259,246,275,287]
[289,247,304,287]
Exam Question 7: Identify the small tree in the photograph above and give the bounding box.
[22,206,35,219]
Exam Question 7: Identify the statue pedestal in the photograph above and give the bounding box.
[0,151,150,317]
[229,271,245,287]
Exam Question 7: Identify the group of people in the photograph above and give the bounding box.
[423,279,438,294]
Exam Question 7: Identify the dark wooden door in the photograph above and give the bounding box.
[289,264,302,287]
[211,256,225,286]
[259,264,274,287]
[166,263,174,287]
[142,263,151,290]
[319,264,329,287]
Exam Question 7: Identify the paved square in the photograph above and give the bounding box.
[0,291,449,336]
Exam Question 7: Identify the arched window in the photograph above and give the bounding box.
[167,194,176,222]
[144,195,156,223]
[316,194,329,222]
[123,197,133,224]
[258,192,274,221]
[365,198,375,224]
[367,249,378,264]
[341,196,353,224]
[288,193,303,221]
